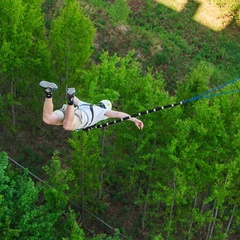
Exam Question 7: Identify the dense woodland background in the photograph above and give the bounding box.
[1,0,240,239]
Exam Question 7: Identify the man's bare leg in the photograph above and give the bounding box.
[42,98,60,125]
[63,88,76,131]
[63,105,75,130]
[74,96,80,105]
[40,81,59,125]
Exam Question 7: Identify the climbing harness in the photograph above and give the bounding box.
[76,104,94,129]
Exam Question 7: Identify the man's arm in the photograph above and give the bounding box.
[104,110,144,129]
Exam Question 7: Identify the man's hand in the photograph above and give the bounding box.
[131,117,144,129]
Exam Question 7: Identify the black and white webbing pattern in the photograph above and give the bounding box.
[82,77,240,132]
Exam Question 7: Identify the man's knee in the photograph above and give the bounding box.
[43,113,61,125]
[43,115,54,125]
[63,121,75,131]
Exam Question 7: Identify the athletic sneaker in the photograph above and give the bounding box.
[67,88,76,100]
[39,81,58,93]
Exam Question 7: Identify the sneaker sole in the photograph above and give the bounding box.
[67,88,76,96]
[39,81,58,90]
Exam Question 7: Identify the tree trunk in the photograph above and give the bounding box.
[188,192,198,240]
[225,200,237,238]
[206,199,216,240]
[11,81,16,127]
[167,176,176,240]
[99,129,106,200]
[209,205,219,239]
[141,135,156,230]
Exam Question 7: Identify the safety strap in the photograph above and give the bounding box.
[89,105,94,125]
[76,104,95,129]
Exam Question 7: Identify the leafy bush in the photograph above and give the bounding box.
[107,0,131,26]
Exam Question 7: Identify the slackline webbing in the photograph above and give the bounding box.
[83,77,240,131]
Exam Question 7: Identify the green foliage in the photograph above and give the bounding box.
[79,51,164,112]
[87,0,109,9]
[0,0,51,130]
[43,151,74,209]
[58,209,85,240]
[176,61,215,101]
[107,0,131,27]
[86,0,240,92]
[0,0,49,75]
[75,51,177,234]
[135,66,240,239]
[1,0,240,239]
[68,131,104,209]
[91,228,121,240]
[0,151,85,239]
[49,0,95,87]
[71,50,240,238]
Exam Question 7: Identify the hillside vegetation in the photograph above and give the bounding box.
[0,0,240,239]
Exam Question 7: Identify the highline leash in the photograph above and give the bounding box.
[83,77,240,131]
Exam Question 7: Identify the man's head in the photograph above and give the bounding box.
[99,100,112,110]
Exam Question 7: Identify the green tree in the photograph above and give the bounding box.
[73,51,179,235]
[49,0,95,91]
[116,61,240,239]
[0,0,51,130]
[107,0,131,27]
[0,151,85,239]
[68,131,105,211]
[43,151,74,209]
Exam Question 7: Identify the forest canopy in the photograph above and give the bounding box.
[0,0,240,239]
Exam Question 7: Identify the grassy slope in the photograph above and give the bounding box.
[81,0,240,92]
